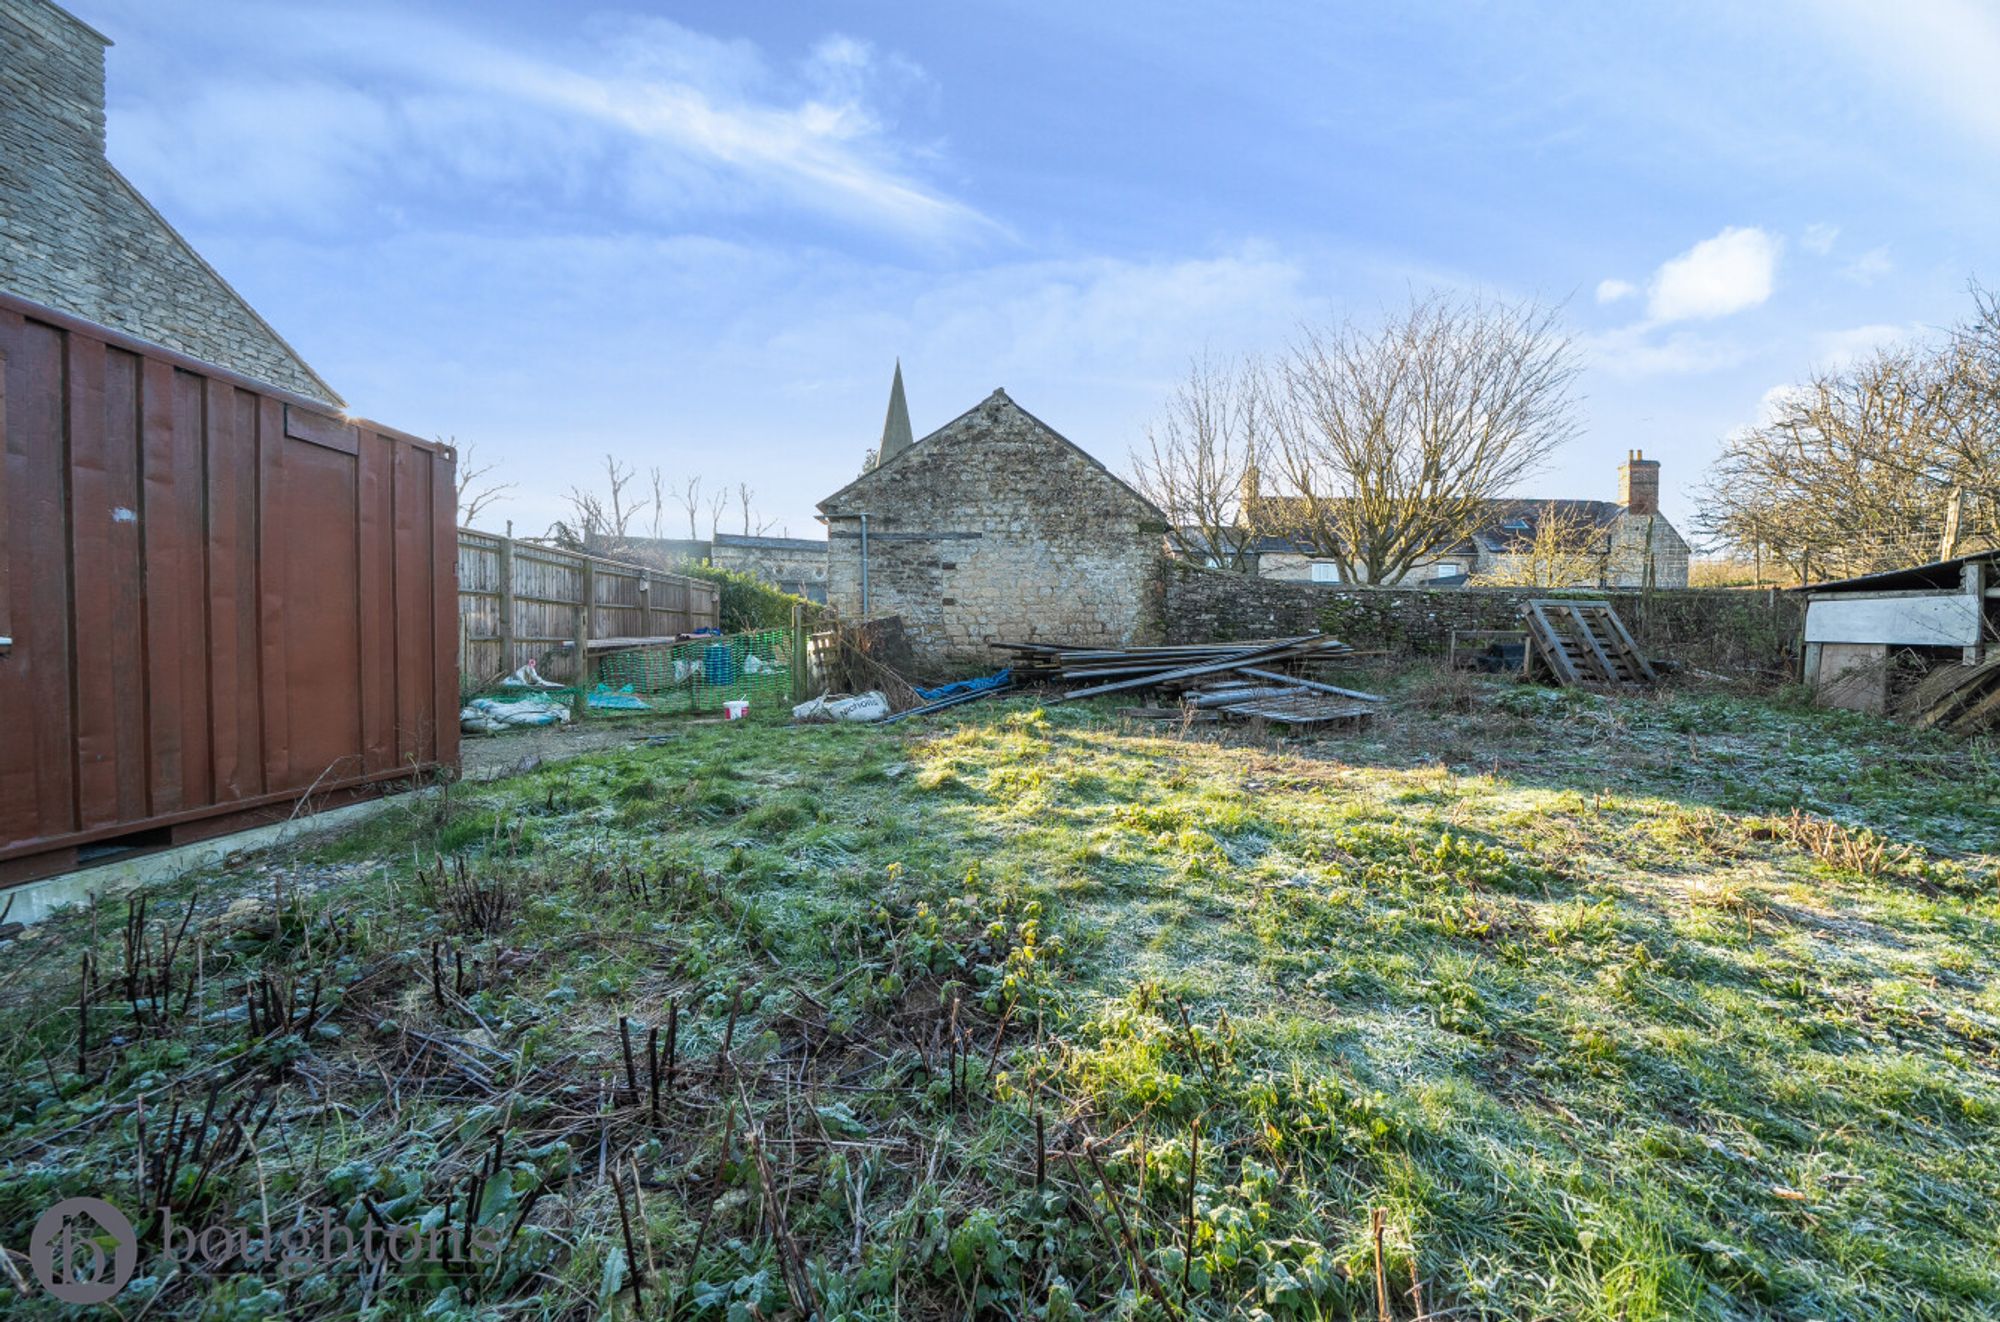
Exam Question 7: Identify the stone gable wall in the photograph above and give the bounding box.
[0,0,335,401]
[1161,560,1800,678]
[822,393,1164,671]
[1607,512,1691,588]
[711,541,829,603]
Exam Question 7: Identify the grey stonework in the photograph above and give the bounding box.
[1605,512,1690,589]
[712,535,827,603]
[1161,560,1800,677]
[819,389,1168,671]
[0,0,338,402]
[600,532,830,603]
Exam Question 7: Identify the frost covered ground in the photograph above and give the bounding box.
[1,666,1995,1319]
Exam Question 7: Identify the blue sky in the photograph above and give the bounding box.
[68,0,2000,541]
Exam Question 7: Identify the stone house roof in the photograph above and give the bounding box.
[819,387,1168,524]
[1240,496,1654,559]
[1467,499,1626,554]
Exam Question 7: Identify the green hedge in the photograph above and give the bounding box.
[674,560,815,633]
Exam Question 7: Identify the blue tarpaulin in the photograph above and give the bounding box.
[914,669,1013,703]
[587,684,651,711]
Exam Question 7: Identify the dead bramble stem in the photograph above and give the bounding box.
[1373,1207,1390,1322]
[618,1014,639,1106]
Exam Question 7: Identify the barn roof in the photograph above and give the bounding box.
[817,388,1166,523]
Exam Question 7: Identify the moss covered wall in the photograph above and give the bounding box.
[1160,560,1801,677]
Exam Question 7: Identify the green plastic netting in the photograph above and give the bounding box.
[595,629,795,715]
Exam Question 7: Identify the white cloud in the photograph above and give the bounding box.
[1801,223,1839,255]
[1755,382,1812,423]
[1578,324,1749,378]
[1819,0,2000,151]
[255,229,1312,534]
[102,3,984,242]
[1595,278,1637,304]
[1811,321,1921,368]
[1841,246,1894,285]
[1646,226,1781,322]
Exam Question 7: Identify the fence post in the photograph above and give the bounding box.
[497,535,517,679]
[573,557,596,721]
[791,602,808,705]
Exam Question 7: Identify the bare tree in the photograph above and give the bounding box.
[1702,283,2000,578]
[1701,346,1987,580]
[677,477,705,541]
[1686,555,1768,589]
[1469,503,1608,587]
[1938,280,2000,525]
[1130,353,1266,571]
[1256,293,1581,584]
[451,438,515,528]
[548,454,656,552]
[733,483,778,536]
[647,467,670,540]
[705,486,729,540]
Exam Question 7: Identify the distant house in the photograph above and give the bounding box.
[601,531,830,603]
[818,375,1168,670]
[1239,450,1690,588]
[0,0,338,401]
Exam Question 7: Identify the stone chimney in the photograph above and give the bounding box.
[1619,449,1660,516]
[1,0,113,315]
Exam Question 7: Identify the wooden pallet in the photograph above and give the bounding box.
[1520,599,1658,686]
[1902,655,2000,733]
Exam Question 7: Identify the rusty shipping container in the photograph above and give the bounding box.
[0,292,459,886]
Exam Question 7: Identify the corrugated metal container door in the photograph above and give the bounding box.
[0,293,458,886]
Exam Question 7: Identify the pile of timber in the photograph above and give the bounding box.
[992,636,1382,726]
[1900,655,2000,734]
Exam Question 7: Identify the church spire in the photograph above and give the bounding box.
[878,360,913,464]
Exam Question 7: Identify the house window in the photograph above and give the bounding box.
[1309,562,1341,583]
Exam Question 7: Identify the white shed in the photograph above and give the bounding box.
[1798,551,1997,714]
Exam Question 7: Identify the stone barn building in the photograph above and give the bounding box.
[818,383,1168,671]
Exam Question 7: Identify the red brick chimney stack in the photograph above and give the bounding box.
[1619,448,1660,516]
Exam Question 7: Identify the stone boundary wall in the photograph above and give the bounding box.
[1158,560,1802,678]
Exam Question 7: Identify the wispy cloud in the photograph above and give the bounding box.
[102,2,986,242]
[1595,278,1637,304]
[1646,226,1780,323]
[1580,323,1750,378]
[1801,222,1839,255]
[1811,321,1922,368]
[1840,246,1894,285]
[1818,0,2000,151]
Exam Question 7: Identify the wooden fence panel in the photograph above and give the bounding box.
[457,529,721,689]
